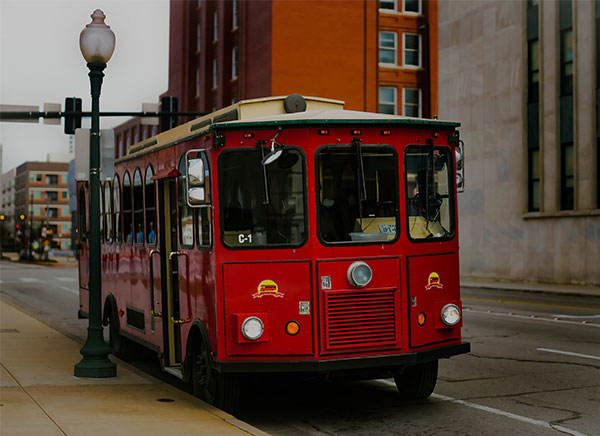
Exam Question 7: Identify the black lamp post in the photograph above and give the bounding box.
[74,9,117,378]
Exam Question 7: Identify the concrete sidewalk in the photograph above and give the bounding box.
[0,299,268,436]
[461,277,600,297]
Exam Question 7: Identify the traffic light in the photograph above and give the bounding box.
[64,97,82,134]
[160,96,178,132]
[0,214,5,221]
[18,214,26,221]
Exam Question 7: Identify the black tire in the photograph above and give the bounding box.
[394,360,438,399]
[191,339,241,413]
[108,310,136,361]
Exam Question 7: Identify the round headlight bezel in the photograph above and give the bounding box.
[440,304,461,327]
[241,316,264,341]
[347,261,373,288]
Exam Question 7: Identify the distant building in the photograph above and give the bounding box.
[14,161,72,250]
[1,168,17,248]
[438,0,600,285]
[115,0,438,157]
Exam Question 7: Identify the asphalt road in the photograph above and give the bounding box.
[1,261,599,436]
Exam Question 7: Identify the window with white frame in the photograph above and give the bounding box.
[380,0,396,11]
[403,88,421,117]
[403,33,421,67]
[379,86,397,115]
[213,11,218,41]
[212,59,218,89]
[232,46,238,79]
[379,31,397,65]
[233,0,239,29]
[403,0,421,13]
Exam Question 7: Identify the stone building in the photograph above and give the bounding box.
[1,168,17,248]
[438,0,600,285]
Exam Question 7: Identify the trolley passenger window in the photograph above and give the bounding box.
[145,166,156,246]
[133,169,144,245]
[123,172,133,244]
[405,147,455,240]
[317,145,399,244]
[186,150,212,248]
[219,147,306,247]
[113,175,121,244]
[104,181,112,244]
[178,156,194,248]
[99,180,104,244]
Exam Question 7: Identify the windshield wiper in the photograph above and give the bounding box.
[353,137,367,225]
[257,140,271,205]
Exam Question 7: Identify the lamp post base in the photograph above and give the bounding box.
[74,326,116,378]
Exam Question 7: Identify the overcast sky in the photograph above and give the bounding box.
[0,0,170,174]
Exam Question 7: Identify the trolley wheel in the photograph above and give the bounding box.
[394,360,438,399]
[191,340,241,413]
[108,312,136,361]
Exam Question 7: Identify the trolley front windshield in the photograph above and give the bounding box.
[219,148,307,248]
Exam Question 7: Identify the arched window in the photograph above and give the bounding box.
[123,171,133,244]
[145,165,157,246]
[103,181,113,244]
[133,168,144,245]
[113,175,121,244]
[99,180,104,244]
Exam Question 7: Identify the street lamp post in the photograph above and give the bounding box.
[74,9,116,378]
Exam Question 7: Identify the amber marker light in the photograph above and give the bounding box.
[318,129,329,135]
[432,132,439,138]
[351,129,362,136]
[286,321,300,336]
[417,312,426,326]
[381,129,392,136]
[243,132,255,139]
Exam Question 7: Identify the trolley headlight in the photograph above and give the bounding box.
[241,316,264,341]
[347,261,373,288]
[440,304,461,326]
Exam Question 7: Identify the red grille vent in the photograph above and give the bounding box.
[324,288,397,350]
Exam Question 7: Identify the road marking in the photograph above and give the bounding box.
[537,348,600,361]
[463,297,600,312]
[465,308,600,328]
[377,380,586,436]
[19,278,42,283]
[552,314,600,319]
[56,277,77,282]
[59,286,78,295]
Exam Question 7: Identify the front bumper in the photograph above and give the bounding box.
[215,342,470,374]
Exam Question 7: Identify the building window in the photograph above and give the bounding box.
[196,69,201,97]
[379,0,396,11]
[403,88,421,117]
[560,29,574,96]
[403,34,421,67]
[403,0,421,13]
[212,58,218,89]
[379,31,397,65]
[46,174,59,185]
[527,0,540,212]
[62,191,68,199]
[233,0,239,29]
[213,11,218,41]
[232,46,238,79]
[379,86,397,115]
[46,191,58,201]
[561,143,574,210]
[197,23,201,52]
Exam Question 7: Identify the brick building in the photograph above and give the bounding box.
[14,162,72,250]
[115,0,438,158]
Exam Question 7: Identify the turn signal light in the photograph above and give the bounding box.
[417,312,426,326]
[351,129,362,136]
[285,321,300,336]
[381,129,392,136]
[243,132,255,139]
[318,129,329,135]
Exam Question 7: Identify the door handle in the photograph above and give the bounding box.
[149,248,162,317]
[169,251,192,324]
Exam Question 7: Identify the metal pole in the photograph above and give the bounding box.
[74,62,116,378]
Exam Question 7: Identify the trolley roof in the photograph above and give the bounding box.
[118,95,460,163]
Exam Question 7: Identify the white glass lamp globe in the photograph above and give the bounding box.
[79,10,116,63]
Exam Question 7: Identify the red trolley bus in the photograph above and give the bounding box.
[77,95,469,411]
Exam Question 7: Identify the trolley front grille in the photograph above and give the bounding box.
[324,288,397,350]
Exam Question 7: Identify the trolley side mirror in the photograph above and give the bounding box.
[455,140,465,193]
[186,150,210,206]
